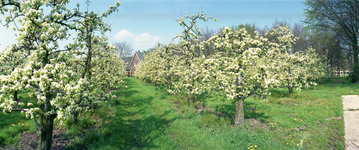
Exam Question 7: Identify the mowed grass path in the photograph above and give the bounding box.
[74,77,284,150]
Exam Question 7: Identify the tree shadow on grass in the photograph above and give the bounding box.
[115,110,178,149]
[77,106,179,149]
[74,78,180,149]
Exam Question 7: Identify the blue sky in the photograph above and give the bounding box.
[0,0,306,54]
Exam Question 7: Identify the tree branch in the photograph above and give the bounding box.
[33,118,42,135]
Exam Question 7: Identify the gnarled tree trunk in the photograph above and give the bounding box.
[36,94,56,150]
[36,117,54,150]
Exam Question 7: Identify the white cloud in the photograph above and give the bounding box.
[133,33,160,46]
[115,29,135,40]
[113,30,161,50]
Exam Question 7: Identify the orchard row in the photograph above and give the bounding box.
[136,10,326,126]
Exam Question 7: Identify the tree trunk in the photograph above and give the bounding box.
[234,96,245,126]
[188,78,194,105]
[286,68,294,96]
[36,80,55,150]
[36,95,56,150]
[351,42,359,83]
[330,59,334,78]
[259,88,264,97]
[288,86,293,96]
[234,74,244,126]
[167,65,171,90]
[167,75,171,90]
[13,90,18,102]
[82,24,93,80]
[72,110,79,126]
[37,117,54,150]
[188,90,193,105]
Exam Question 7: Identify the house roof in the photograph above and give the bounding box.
[137,51,145,61]
[129,50,145,66]
[123,56,132,71]
[127,50,146,72]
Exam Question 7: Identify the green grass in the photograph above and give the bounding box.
[0,112,37,147]
[68,77,286,149]
[197,77,356,150]
[0,91,38,147]
[1,77,356,149]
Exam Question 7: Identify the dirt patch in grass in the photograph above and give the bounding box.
[195,102,214,114]
[291,126,307,132]
[327,128,339,150]
[249,118,260,126]
[248,118,269,131]
[20,132,38,149]
[290,102,299,106]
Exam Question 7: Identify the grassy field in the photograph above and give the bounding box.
[0,77,357,149]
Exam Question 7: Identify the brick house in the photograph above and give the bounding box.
[129,50,145,76]
[123,56,132,76]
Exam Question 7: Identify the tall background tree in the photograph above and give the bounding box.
[292,22,310,53]
[199,26,217,57]
[113,41,134,58]
[303,0,359,82]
